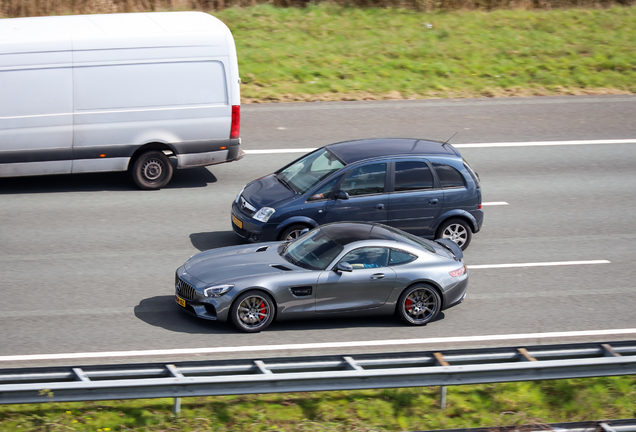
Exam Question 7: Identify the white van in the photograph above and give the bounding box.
[0,12,242,189]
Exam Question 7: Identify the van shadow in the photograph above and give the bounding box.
[0,167,216,194]
[190,231,245,252]
[135,295,445,334]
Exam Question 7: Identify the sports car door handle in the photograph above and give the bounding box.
[370,273,385,279]
[375,203,385,210]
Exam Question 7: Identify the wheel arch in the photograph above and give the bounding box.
[127,142,177,171]
[435,210,478,234]
[230,287,279,320]
[274,217,319,238]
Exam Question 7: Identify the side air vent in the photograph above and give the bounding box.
[256,246,269,252]
[290,286,313,297]
[270,264,293,271]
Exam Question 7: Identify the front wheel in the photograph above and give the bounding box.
[130,150,173,190]
[397,284,441,325]
[278,224,309,241]
[436,218,472,250]
[230,290,275,333]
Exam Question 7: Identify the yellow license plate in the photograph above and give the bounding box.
[232,214,243,229]
[175,294,186,308]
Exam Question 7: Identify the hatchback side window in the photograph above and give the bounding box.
[389,249,417,266]
[432,163,465,188]
[394,161,434,191]
[307,175,342,202]
[340,163,387,197]
[341,247,390,269]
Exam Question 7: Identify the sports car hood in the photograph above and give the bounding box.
[242,174,296,208]
[183,242,297,285]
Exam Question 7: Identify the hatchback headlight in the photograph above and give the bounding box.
[253,207,275,223]
[204,284,234,297]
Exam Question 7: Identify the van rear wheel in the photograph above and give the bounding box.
[131,151,173,190]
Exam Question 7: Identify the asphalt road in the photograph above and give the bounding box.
[1,95,636,369]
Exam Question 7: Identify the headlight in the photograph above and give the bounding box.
[204,284,234,297]
[253,207,275,223]
[235,187,245,203]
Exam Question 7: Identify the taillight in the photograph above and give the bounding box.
[449,265,466,277]
[478,204,482,210]
[230,105,240,139]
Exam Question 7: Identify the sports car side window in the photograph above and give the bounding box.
[341,247,389,269]
[389,249,417,266]
[340,163,387,197]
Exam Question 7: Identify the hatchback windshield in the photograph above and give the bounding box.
[281,229,343,270]
[276,148,345,194]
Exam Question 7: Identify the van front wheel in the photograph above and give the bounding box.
[131,151,173,190]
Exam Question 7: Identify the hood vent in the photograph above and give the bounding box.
[256,246,269,252]
[270,264,293,271]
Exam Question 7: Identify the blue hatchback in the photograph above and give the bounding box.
[231,138,483,250]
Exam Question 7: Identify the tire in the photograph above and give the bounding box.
[397,284,441,326]
[436,218,472,250]
[278,224,309,242]
[130,150,173,190]
[230,290,275,333]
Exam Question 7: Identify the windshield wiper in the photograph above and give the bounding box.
[275,174,296,193]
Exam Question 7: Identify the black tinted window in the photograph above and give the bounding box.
[340,164,386,196]
[394,161,434,191]
[341,247,390,269]
[433,163,465,188]
[389,249,417,265]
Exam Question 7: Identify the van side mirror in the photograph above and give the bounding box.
[335,261,353,274]
[335,190,349,200]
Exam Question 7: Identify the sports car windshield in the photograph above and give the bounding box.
[276,148,345,194]
[281,229,343,271]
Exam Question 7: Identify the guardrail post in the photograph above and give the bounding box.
[173,398,181,417]
[440,386,447,410]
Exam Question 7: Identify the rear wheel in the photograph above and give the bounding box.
[436,218,472,250]
[130,150,173,190]
[230,290,275,333]
[397,284,441,325]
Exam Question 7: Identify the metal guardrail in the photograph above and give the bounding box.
[1,340,635,405]
[421,419,636,432]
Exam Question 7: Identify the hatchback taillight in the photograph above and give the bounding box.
[230,105,240,139]
[449,265,466,277]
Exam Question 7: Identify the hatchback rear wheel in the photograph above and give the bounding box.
[436,218,472,250]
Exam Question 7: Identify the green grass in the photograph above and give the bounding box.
[214,4,636,102]
[1,376,635,431]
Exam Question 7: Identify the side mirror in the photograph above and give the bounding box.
[335,261,353,273]
[335,190,349,200]
[300,228,310,236]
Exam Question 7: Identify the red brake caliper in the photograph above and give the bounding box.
[259,301,266,320]
[405,299,413,311]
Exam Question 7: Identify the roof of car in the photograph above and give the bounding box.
[320,222,396,245]
[325,138,458,164]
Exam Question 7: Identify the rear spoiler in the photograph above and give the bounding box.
[434,238,463,261]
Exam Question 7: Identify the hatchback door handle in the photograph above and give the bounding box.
[370,273,385,279]
[429,199,439,204]
[375,203,385,210]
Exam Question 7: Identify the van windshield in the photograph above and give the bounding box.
[276,148,345,194]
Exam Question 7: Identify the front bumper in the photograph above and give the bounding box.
[230,202,278,242]
[174,268,232,322]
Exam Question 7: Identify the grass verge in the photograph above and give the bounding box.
[214,4,636,102]
[0,376,635,431]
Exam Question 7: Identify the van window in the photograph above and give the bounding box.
[73,61,227,110]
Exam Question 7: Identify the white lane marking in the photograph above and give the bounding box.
[468,260,610,269]
[482,202,509,206]
[1,327,634,362]
[242,139,636,154]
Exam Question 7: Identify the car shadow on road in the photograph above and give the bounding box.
[135,295,445,334]
[134,295,236,334]
[0,167,216,194]
[190,231,245,251]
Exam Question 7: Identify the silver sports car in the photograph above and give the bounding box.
[175,222,468,332]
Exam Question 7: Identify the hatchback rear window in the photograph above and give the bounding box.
[394,161,434,191]
[432,163,465,188]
